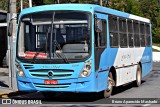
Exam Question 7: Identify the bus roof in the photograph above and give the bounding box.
[20,4,150,23]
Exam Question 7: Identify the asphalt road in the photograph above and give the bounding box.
[0,62,160,106]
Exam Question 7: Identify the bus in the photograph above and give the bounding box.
[14,4,152,98]
[0,10,7,67]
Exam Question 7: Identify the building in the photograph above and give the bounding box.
[0,10,7,67]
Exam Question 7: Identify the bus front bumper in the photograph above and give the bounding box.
[17,76,96,92]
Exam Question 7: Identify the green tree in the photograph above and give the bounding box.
[125,0,143,16]
[0,0,8,11]
[140,0,160,43]
[107,0,127,12]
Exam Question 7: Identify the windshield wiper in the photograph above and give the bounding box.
[46,27,51,53]
[54,39,69,64]
[50,12,55,58]
[31,52,40,64]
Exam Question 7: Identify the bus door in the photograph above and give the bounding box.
[94,13,108,91]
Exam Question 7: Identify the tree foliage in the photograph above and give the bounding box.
[0,0,160,43]
[0,0,8,11]
[140,0,160,43]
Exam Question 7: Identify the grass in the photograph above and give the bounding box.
[152,43,160,52]
[152,48,160,52]
[153,43,160,47]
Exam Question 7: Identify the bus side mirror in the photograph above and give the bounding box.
[8,21,13,37]
[95,18,102,32]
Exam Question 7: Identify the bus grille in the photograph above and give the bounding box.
[23,64,34,69]
[29,69,74,79]
[34,83,71,88]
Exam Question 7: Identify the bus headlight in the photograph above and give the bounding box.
[86,65,91,70]
[79,61,92,77]
[82,70,89,76]
[15,62,25,77]
[18,70,25,77]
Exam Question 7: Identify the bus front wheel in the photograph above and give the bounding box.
[104,72,115,98]
[134,64,142,87]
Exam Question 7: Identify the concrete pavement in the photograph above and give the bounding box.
[0,68,14,98]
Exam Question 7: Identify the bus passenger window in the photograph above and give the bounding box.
[146,24,151,46]
[120,34,127,47]
[134,22,140,47]
[134,34,140,47]
[128,20,134,47]
[140,23,145,47]
[119,19,127,47]
[128,34,134,47]
[110,33,118,47]
[109,16,119,47]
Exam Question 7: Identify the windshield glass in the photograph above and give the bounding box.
[17,11,91,63]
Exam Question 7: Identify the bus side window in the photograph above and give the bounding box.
[146,24,151,46]
[109,16,119,47]
[119,19,127,48]
[140,23,145,47]
[95,19,107,47]
[128,20,134,47]
[134,22,140,47]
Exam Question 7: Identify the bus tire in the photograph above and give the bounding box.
[134,64,142,87]
[104,72,115,98]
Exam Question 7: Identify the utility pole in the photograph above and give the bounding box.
[57,0,60,4]
[29,0,32,7]
[100,0,102,6]
[8,0,32,90]
[8,0,17,90]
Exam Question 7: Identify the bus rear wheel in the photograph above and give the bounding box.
[134,64,142,87]
[104,72,115,98]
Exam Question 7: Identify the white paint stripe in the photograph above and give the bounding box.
[114,47,145,86]
[0,23,7,27]
[129,14,150,23]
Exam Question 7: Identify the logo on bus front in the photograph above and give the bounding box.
[48,70,54,78]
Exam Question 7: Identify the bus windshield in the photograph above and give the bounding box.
[17,11,91,63]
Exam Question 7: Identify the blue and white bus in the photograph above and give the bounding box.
[15,4,152,97]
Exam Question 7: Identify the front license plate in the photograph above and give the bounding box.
[44,80,58,84]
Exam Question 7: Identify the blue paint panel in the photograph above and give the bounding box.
[17,71,96,92]
[96,48,118,91]
[99,48,118,70]
[141,47,152,77]
[16,60,97,92]
[95,6,130,18]
[19,4,95,18]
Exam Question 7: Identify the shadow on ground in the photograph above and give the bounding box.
[8,81,147,103]
[0,81,9,88]
[0,71,8,76]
